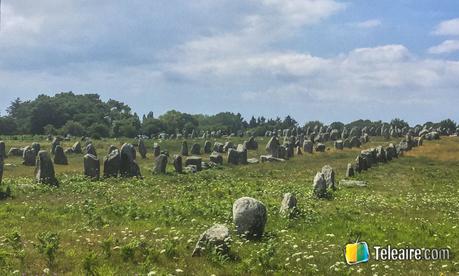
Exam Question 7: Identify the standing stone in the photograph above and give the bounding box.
[108,145,118,155]
[213,142,224,153]
[246,137,258,150]
[313,172,327,198]
[22,146,36,166]
[180,141,189,156]
[295,146,302,155]
[31,142,41,156]
[203,141,212,154]
[54,145,68,165]
[346,163,354,178]
[86,143,97,157]
[84,154,100,180]
[237,144,248,165]
[190,143,201,155]
[315,143,326,152]
[266,137,280,157]
[153,143,161,157]
[72,142,82,154]
[36,151,58,186]
[185,156,202,171]
[192,224,231,257]
[8,148,23,157]
[0,141,5,159]
[103,149,121,178]
[227,148,239,165]
[321,165,336,190]
[51,138,60,155]
[138,139,147,159]
[210,151,223,165]
[173,155,183,173]
[0,155,3,184]
[350,136,361,148]
[154,154,168,174]
[232,197,267,240]
[376,146,387,163]
[223,142,235,152]
[120,143,141,177]
[280,193,297,218]
[302,140,313,154]
[334,140,344,150]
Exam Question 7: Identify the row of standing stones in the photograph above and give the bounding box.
[194,133,429,258]
[0,129,438,257]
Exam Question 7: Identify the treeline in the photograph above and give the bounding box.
[0,92,456,138]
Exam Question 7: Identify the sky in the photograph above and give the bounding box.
[0,0,458,125]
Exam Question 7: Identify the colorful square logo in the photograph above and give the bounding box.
[345,242,370,265]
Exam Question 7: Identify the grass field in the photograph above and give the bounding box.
[0,136,458,275]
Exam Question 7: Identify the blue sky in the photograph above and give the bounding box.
[0,0,458,125]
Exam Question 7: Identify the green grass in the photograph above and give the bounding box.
[0,136,458,275]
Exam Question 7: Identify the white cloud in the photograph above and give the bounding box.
[355,19,381,29]
[433,18,459,36]
[428,40,459,54]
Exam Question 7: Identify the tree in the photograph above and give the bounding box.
[437,119,456,132]
[330,121,344,132]
[60,121,86,137]
[89,123,110,139]
[390,118,409,129]
[0,117,18,135]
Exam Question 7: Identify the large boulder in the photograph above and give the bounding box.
[192,224,231,257]
[173,155,182,173]
[84,154,100,180]
[232,197,267,240]
[280,193,297,218]
[22,146,36,166]
[103,149,121,178]
[36,151,58,186]
[321,165,336,190]
[153,154,168,174]
[120,143,141,177]
[185,156,202,171]
[313,172,327,198]
[54,145,68,165]
[138,139,147,159]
